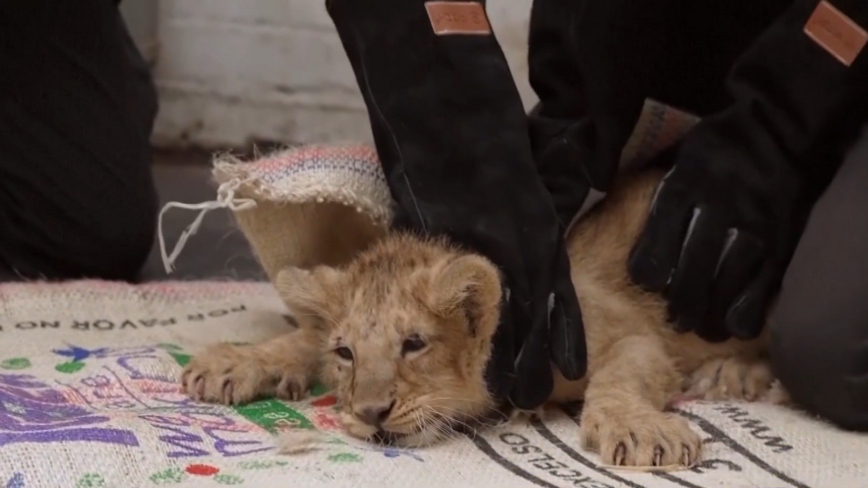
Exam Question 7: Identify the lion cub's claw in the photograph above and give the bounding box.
[612,442,627,466]
[580,408,701,467]
[181,343,308,406]
[276,375,308,402]
[687,357,774,402]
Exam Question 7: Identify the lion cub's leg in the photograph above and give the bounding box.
[579,335,701,467]
[181,326,322,406]
[685,356,783,403]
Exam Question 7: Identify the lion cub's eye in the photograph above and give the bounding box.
[334,346,354,361]
[402,334,428,356]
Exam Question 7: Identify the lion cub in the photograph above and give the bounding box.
[181,168,783,467]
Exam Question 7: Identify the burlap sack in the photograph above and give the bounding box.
[211,145,392,282]
[1,279,867,488]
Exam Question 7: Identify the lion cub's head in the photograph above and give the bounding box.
[277,233,503,447]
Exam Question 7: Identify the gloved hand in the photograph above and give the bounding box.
[325,0,587,409]
[629,0,868,341]
[629,116,806,342]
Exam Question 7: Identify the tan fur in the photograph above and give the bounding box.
[181,167,788,467]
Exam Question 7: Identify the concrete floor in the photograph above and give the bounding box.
[140,149,267,282]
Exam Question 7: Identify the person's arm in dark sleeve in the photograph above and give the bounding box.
[526,0,670,230]
[325,0,588,409]
[629,0,868,341]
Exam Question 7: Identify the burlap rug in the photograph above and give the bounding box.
[1,280,865,488]
[2,100,866,487]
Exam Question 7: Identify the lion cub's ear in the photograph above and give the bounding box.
[423,255,503,339]
[275,266,346,329]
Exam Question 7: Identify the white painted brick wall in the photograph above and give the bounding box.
[152,0,537,148]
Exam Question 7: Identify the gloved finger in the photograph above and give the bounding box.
[483,286,518,401]
[511,292,555,410]
[725,260,781,340]
[704,229,765,339]
[548,247,587,381]
[665,207,729,336]
[628,172,694,292]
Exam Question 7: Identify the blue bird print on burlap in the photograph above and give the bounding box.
[52,345,109,363]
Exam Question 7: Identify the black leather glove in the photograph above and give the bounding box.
[629,0,868,341]
[326,0,587,409]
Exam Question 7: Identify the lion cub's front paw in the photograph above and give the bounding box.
[580,406,701,467]
[686,357,774,402]
[181,343,308,406]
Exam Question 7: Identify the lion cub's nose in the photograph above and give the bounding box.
[355,401,395,427]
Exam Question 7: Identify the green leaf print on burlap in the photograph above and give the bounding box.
[55,361,86,374]
[75,473,106,488]
[149,468,186,485]
[0,358,31,370]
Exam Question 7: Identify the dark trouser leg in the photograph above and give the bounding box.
[0,1,158,281]
[769,125,868,431]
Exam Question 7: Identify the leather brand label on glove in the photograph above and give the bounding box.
[425,2,492,36]
[804,0,867,66]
